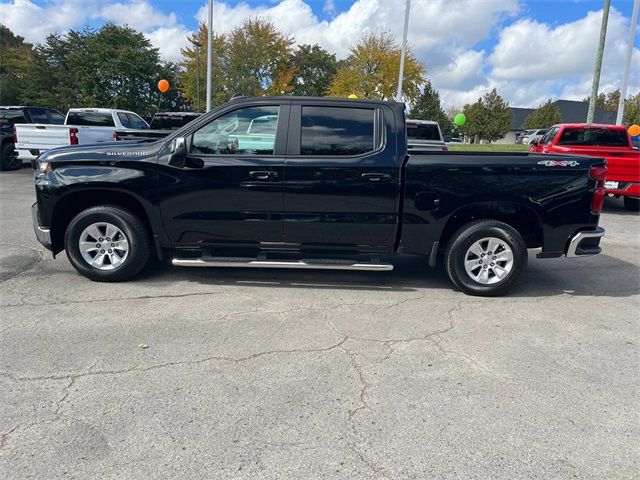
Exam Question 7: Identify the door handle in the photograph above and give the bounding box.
[249,170,277,180]
[361,173,390,182]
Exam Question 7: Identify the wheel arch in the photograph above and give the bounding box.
[50,188,163,257]
[438,201,544,252]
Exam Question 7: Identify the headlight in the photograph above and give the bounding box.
[36,157,52,175]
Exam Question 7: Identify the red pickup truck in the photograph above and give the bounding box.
[530,123,640,211]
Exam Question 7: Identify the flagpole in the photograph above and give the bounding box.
[395,0,411,102]
[587,0,610,123]
[616,0,639,125]
[206,0,213,112]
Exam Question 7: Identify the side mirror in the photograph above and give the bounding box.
[530,139,539,147]
[168,136,187,167]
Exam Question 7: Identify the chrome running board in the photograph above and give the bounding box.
[171,257,393,272]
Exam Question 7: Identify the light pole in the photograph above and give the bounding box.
[395,0,411,102]
[188,38,202,113]
[587,0,610,123]
[616,0,639,125]
[206,0,213,112]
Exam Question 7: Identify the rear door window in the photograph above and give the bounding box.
[67,112,115,127]
[300,106,375,156]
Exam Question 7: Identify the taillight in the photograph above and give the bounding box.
[592,188,605,214]
[113,131,120,141]
[442,144,448,151]
[589,165,607,214]
[13,126,17,144]
[69,127,79,145]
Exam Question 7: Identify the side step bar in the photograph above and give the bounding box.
[171,257,393,272]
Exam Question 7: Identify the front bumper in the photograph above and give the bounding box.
[31,202,52,250]
[566,227,605,258]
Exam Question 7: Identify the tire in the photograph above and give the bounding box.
[64,205,150,282]
[623,196,640,212]
[445,220,528,296]
[0,142,21,171]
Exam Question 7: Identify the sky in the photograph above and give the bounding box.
[1,0,639,108]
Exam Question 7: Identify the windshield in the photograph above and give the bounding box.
[558,128,628,147]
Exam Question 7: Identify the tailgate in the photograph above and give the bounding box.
[15,124,71,151]
[563,146,640,182]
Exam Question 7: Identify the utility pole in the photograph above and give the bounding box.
[206,0,213,112]
[188,39,202,113]
[395,0,411,102]
[616,0,639,125]
[587,0,610,123]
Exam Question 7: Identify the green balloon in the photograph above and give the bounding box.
[453,113,466,126]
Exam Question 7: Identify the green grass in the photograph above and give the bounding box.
[447,143,530,152]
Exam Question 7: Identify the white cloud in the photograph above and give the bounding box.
[1,0,637,108]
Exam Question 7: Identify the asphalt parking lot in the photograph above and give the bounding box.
[1,165,639,479]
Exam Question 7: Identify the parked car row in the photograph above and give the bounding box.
[0,106,202,171]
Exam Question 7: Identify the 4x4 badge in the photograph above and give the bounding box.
[537,160,580,167]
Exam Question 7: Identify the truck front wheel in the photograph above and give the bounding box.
[64,206,150,282]
[445,220,528,296]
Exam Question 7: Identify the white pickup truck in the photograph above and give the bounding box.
[14,108,149,161]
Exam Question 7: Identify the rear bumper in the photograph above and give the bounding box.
[31,202,52,250]
[605,181,640,197]
[565,227,605,258]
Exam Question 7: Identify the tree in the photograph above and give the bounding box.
[224,18,294,97]
[584,89,620,112]
[523,100,561,129]
[179,19,294,107]
[0,25,35,104]
[408,80,452,135]
[19,24,181,116]
[180,23,227,109]
[328,32,425,105]
[462,99,487,143]
[463,89,510,143]
[287,44,338,96]
[623,92,640,126]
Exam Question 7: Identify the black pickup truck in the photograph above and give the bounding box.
[31,96,606,295]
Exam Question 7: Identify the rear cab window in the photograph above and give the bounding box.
[300,106,376,156]
[407,123,442,142]
[67,111,115,127]
[558,128,629,147]
[0,109,26,125]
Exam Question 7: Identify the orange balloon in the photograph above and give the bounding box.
[628,124,640,137]
[158,79,170,93]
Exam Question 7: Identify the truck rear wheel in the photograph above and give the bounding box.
[64,206,150,282]
[445,220,527,296]
[623,196,640,212]
[1,142,21,171]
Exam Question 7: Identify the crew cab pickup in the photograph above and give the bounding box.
[31,97,606,296]
[15,108,149,161]
[114,112,201,142]
[530,123,640,211]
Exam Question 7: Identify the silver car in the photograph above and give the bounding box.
[522,129,547,145]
